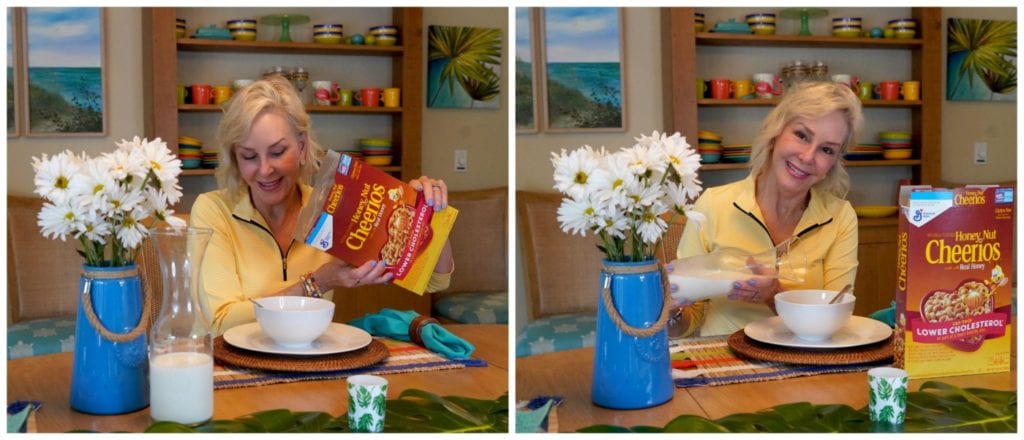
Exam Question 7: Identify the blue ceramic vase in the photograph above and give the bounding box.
[70,265,149,414]
[591,260,674,409]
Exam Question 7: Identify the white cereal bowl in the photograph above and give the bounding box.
[774,289,855,341]
[254,296,335,348]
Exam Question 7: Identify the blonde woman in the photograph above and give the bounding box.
[674,81,864,337]
[191,77,453,334]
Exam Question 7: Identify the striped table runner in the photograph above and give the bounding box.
[214,337,487,390]
[670,335,889,388]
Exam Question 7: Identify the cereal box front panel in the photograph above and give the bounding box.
[896,186,1014,378]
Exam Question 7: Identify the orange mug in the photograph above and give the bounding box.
[355,87,383,107]
[875,81,901,101]
[213,85,233,105]
[191,84,212,105]
[709,78,733,99]
[901,81,920,100]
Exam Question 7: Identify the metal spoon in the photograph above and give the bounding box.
[248,298,265,308]
[829,284,853,304]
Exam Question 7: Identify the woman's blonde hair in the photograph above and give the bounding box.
[747,81,863,198]
[214,76,323,197]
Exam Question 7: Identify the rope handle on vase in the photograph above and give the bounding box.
[600,261,672,338]
[81,267,151,343]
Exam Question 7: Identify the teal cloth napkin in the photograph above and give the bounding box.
[348,308,475,359]
[869,300,896,328]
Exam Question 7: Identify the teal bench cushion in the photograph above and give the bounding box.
[433,291,508,324]
[516,312,596,357]
[7,316,76,360]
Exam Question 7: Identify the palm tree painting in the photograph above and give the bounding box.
[947,18,1016,101]
[427,25,502,109]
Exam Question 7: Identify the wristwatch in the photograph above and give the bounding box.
[300,272,322,298]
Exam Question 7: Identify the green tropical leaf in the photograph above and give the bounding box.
[357,414,374,432]
[385,390,507,433]
[980,62,1017,97]
[879,405,895,423]
[878,379,893,399]
[357,387,372,407]
[373,394,387,414]
[577,382,1015,433]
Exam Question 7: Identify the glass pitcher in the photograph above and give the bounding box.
[149,227,214,425]
[668,237,807,303]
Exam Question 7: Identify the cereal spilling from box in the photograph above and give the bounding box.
[295,152,457,294]
[895,185,1013,378]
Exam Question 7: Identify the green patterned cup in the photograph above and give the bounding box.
[868,367,908,424]
[348,375,388,432]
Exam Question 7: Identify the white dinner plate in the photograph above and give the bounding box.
[743,315,893,349]
[223,322,373,356]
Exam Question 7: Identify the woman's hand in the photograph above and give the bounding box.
[316,259,392,290]
[409,176,448,211]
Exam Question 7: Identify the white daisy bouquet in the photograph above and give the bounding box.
[31,136,187,267]
[551,131,705,262]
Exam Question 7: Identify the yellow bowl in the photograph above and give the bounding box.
[697,130,722,140]
[363,155,393,166]
[313,34,343,44]
[892,28,916,39]
[750,25,776,35]
[854,205,899,218]
[375,35,397,46]
[882,148,913,160]
[231,30,257,41]
[832,28,862,38]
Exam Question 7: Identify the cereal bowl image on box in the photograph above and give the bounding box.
[254,296,335,347]
[775,289,855,341]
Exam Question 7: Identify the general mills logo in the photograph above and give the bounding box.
[319,238,330,248]
[913,209,924,222]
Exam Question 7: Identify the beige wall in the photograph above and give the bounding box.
[940,7,1017,185]
[7,8,145,197]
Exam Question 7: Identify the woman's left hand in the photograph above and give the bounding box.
[409,176,448,211]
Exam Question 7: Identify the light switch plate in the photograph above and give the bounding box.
[974,142,988,164]
[454,149,468,172]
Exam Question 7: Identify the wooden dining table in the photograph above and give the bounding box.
[517,331,1016,432]
[7,324,508,433]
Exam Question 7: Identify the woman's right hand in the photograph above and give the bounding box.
[316,259,392,290]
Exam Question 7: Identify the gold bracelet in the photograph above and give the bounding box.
[300,272,322,298]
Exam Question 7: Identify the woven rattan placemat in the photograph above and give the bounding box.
[727,330,893,365]
[214,336,388,372]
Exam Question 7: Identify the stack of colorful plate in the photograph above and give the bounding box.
[201,149,219,168]
[337,146,363,160]
[697,130,722,163]
[359,138,393,166]
[879,131,913,159]
[694,12,706,32]
[832,17,863,38]
[746,13,776,35]
[844,144,884,161]
[178,136,203,169]
[722,144,752,163]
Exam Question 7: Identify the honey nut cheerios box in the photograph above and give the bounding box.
[294,151,458,294]
[894,185,1014,378]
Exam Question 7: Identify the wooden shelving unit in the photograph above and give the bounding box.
[142,7,423,180]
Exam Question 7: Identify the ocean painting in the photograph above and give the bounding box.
[946,18,1016,102]
[26,8,105,135]
[543,8,624,131]
[427,25,502,110]
[515,8,536,131]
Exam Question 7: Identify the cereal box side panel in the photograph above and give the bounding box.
[901,186,1014,378]
[393,207,459,295]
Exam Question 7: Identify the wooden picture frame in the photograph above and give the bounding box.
[8,10,23,138]
[515,7,540,133]
[541,7,626,132]
[24,7,107,136]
